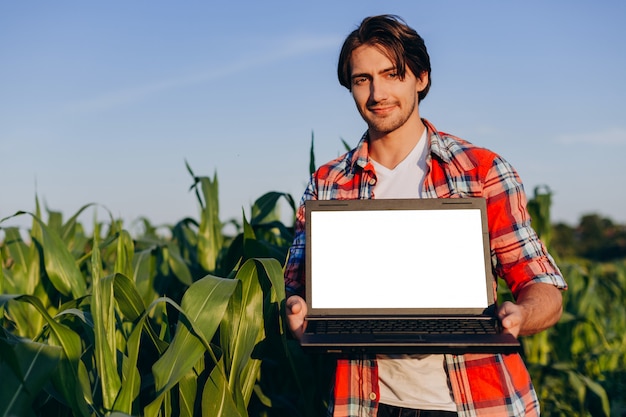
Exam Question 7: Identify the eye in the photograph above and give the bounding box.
[352,77,368,86]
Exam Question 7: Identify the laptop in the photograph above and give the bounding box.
[299,198,521,355]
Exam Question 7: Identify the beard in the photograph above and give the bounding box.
[360,96,418,138]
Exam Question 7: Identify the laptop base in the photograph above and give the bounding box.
[300,332,521,355]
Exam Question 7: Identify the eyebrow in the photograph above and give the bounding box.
[351,66,397,81]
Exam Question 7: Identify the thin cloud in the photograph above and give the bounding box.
[556,128,626,145]
[61,34,342,114]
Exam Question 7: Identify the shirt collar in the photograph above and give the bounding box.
[350,131,373,172]
[348,118,479,174]
[424,119,478,172]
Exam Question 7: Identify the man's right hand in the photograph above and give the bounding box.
[286,295,308,340]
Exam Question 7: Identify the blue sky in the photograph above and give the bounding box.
[1,1,625,234]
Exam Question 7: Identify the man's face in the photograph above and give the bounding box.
[349,44,428,139]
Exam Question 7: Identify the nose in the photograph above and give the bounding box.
[369,77,389,103]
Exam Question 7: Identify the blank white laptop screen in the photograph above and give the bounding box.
[309,208,489,310]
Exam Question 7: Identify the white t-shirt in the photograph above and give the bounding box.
[370,129,457,412]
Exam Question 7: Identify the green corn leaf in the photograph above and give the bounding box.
[113,296,173,414]
[201,353,242,417]
[1,228,30,287]
[152,275,237,395]
[132,248,159,307]
[178,368,199,417]
[129,296,179,417]
[5,299,48,351]
[340,137,351,152]
[254,258,286,304]
[220,259,265,409]
[0,230,46,338]
[250,192,291,225]
[115,326,142,413]
[115,229,135,279]
[27,213,86,298]
[0,294,90,417]
[309,130,316,175]
[0,251,5,320]
[581,375,611,417]
[194,173,223,273]
[144,386,173,417]
[143,396,164,417]
[55,307,93,327]
[90,232,122,410]
[256,258,317,412]
[0,295,81,361]
[112,346,141,414]
[0,331,20,370]
[566,370,587,411]
[58,203,96,240]
[0,331,62,417]
[113,273,146,321]
[134,297,170,356]
[45,209,63,234]
[527,186,553,247]
[165,244,193,286]
[242,212,255,241]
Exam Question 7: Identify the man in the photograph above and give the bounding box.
[284,14,566,417]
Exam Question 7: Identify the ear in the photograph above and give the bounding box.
[416,72,429,93]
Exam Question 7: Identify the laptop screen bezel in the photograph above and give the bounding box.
[304,198,497,317]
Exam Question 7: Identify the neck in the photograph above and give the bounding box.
[368,117,426,169]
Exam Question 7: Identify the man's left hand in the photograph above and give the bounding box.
[496,282,563,338]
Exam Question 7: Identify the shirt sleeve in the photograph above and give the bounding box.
[484,156,567,297]
[284,177,317,297]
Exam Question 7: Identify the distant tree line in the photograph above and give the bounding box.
[551,214,626,261]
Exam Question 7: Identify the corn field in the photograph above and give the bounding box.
[1,163,625,417]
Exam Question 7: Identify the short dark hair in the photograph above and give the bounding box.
[337,14,432,101]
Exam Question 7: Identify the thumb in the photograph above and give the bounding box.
[287,296,304,315]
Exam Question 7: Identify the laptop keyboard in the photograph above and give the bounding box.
[308,318,498,335]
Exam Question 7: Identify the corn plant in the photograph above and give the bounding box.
[512,186,625,417]
[0,166,329,417]
[527,259,626,417]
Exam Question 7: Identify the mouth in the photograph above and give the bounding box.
[367,105,396,116]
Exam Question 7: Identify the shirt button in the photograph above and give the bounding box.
[369,392,377,401]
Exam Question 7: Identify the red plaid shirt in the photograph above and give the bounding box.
[284,119,567,416]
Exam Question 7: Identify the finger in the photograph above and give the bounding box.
[499,312,522,337]
[289,302,301,315]
[497,301,514,319]
[286,296,303,315]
